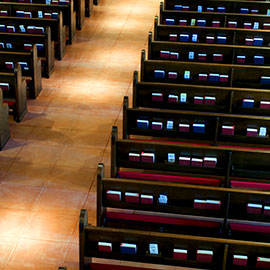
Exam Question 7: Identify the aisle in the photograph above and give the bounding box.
[0,0,160,269]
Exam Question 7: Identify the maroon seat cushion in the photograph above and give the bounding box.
[231,181,270,190]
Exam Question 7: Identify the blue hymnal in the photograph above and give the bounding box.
[179,34,189,42]
[261,76,270,85]
[154,70,165,79]
[174,5,182,11]
[240,8,249,14]
[193,123,205,133]
[137,119,149,129]
[36,44,44,51]
[120,243,137,255]
[18,62,28,70]
[209,73,219,82]
[0,25,6,32]
[254,55,264,65]
[165,19,175,25]
[52,12,58,19]
[16,11,24,17]
[197,19,206,27]
[6,43,12,49]
[217,7,226,13]
[198,5,202,12]
[254,37,263,46]
[242,99,254,108]
[217,36,226,44]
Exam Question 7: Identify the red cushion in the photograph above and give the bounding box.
[118,171,221,186]
[106,211,221,228]
[230,223,270,234]
[3,100,15,106]
[231,181,270,190]
[131,138,209,146]
[90,263,155,270]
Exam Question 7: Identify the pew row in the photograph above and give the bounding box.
[0,88,9,150]
[97,163,270,242]
[111,126,270,189]
[123,96,270,148]
[0,27,54,78]
[132,71,270,116]
[0,13,66,59]
[80,209,270,270]
[0,46,42,99]
[0,1,76,43]
[148,32,270,66]
[1,64,27,122]
[140,50,270,90]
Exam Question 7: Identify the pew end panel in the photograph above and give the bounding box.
[0,88,10,150]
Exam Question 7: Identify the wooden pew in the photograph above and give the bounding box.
[159,2,270,30]
[164,0,270,15]
[154,17,270,47]
[97,163,270,242]
[123,96,270,148]
[1,64,27,122]
[140,50,270,90]
[132,71,270,116]
[80,209,270,270]
[0,27,54,78]
[148,32,270,66]
[0,88,9,150]
[0,12,66,59]
[0,1,76,43]
[111,126,270,189]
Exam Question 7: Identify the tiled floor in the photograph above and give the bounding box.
[0,0,161,269]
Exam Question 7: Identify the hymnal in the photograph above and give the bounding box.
[198,53,207,61]
[179,156,191,166]
[166,120,174,130]
[192,34,198,42]
[222,125,234,136]
[197,250,213,262]
[173,249,187,260]
[194,199,207,209]
[198,73,208,81]
[129,153,140,162]
[206,7,214,12]
[35,27,44,34]
[264,206,270,215]
[141,152,155,163]
[184,71,190,79]
[228,21,237,28]
[38,11,43,18]
[0,24,6,32]
[120,243,137,255]
[52,12,58,19]
[179,20,187,26]
[261,76,270,85]
[24,44,32,51]
[206,200,221,210]
[213,53,223,62]
[16,11,24,17]
[24,12,32,18]
[158,194,168,204]
[190,19,196,26]
[106,190,121,201]
[188,51,194,60]
[125,192,139,203]
[206,36,215,44]
[246,128,258,137]
[259,127,267,137]
[263,23,270,30]
[209,73,219,82]
[152,93,163,102]
[233,255,248,266]
[251,10,258,14]
[194,96,204,104]
[170,52,179,60]
[204,157,217,167]
[197,6,202,12]
[240,8,249,14]
[98,242,112,253]
[27,26,35,34]
[140,194,153,204]
[0,83,9,91]
[0,42,4,48]
[253,22,259,29]
[245,38,253,46]
[217,7,226,13]
[191,157,203,166]
[220,75,229,82]
[152,121,163,130]
[260,101,270,109]
[44,13,52,19]
[254,55,264,64]
[197,20,206,27]
[7,26,15,33]
[204,96,216,105]
[253,37,263,46]
[168,72,177,79]
[6,43,12,49]
[178,123,190,132]
[36,44,44,51]
[256,257,270,268]
[168,94,178,103]
[244,22,252,29]
[180,93,187,103]
[5,62,14,69]
[179,34,189,42]
[174,5,182,11]
[137,119,149,129]
[169,34,177,41]
[182,6,189,11]
[217,36,226,44]
[242,99,254,108]
[0,10,7,16]
[168,153,175,163]
[59,0,69,5]
[236,55,246,64]
[247,203,262,214]
[165,19,175,25]
[18,62,28,70]
[154,70,165,79]
[149,243,159,255]
[212,21,220,27]
[19,25,26,33]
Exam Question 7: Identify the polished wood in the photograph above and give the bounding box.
[0,88,9,150]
